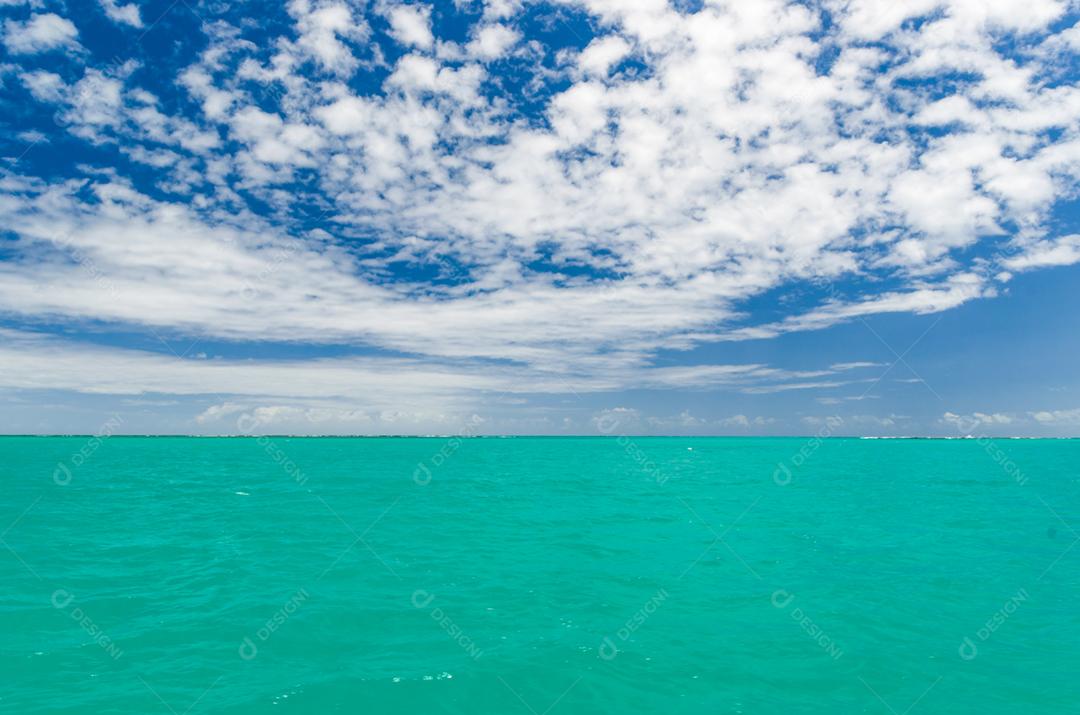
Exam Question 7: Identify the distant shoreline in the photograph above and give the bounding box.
[2,434,1077,440]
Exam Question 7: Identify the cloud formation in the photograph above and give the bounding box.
[3,12,79,54]
[1,0,1079,432]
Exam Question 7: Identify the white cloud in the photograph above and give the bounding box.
[315,95,370,134]
[16,129,47,144]
[0,328,506,411]
[387,3,433,50]
[801,415,845,427]
[196,403,381,433]
[1030,408,1080,425]
[0,329,886,417]
[726,275,993,342]
[848,414,907,428]
[577,35,631,77]
[99,0,142,28]
[1002,235,1080,272]
[194,402,247,423]
[20,70,66,102]
[742,380,852,394]
[18,1,1076,346]
[719,414,774,428]
[592,407,641,433]
[942,411,1016,432]
[481,0,520,20]
[830,362,886,371]
[287,0,369,75]
[466,23,518,60]
[3,13,79,54]
[192,398,493,435]
[0,179,897,376]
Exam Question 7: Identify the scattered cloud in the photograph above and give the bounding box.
[1003,235,1080,272]
[98,0,142,28]
[3,13,79,54]
[577,35,631,77]
[720,414,775,428]
[467,23,519,60]
[288,0,370,75]
[1030,408,1080,425]
[1,0,1079,434]
[387,3,433,50]
[830,362,886,371]
[942,411,1017,432]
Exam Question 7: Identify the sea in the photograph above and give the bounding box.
[2,436,1077,713]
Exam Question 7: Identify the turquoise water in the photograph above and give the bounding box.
[2,436,1078,713]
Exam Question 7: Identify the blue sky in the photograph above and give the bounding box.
[1,0,1079,435]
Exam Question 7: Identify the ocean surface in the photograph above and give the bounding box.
[2,436,1078,713]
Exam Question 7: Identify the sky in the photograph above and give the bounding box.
[0,0,1079,436]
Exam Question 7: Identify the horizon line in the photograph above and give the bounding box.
[2,434,1077,440]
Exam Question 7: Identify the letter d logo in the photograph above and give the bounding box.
[53,462,72,486]
[236,414,260,435]
[413,463,432,486]
[771,589,794,609]
[596,414,619,435]
[598,636,619,661]
[239,636,258,660]
[51,589,74,609]
[773,462,792,486]
[958,637,978,661]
